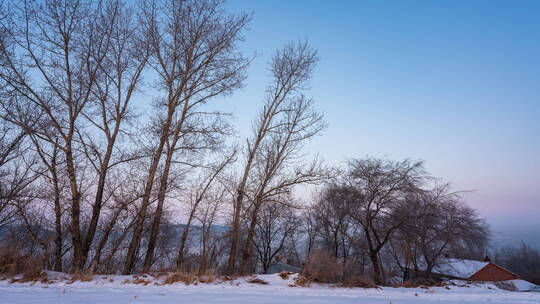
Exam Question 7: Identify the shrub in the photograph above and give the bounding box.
[0,248,45,282]
[302,250,340,283]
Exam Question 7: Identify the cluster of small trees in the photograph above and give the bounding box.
[0,0,493,285]
[302,158,490,284]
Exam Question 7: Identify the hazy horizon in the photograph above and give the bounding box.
[215,0,540,247]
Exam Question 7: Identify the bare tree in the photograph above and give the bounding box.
[309,184,358,279]
[238,48,327,275]
[172,152,236,269]
[194,182,228,276]
[0,124,30,229]
[227,40,325,274]
[121,0,250,274]
[342,158,426,284]
[25,134,69,272]
[401,185,489,279]
[300,208,319,259]
[77,0,149,269]
[88,175,143,273]
[0,1,35,232]
[390,185,490,281]
[253,199,299,273]
[0,0,120,272]
[312,185,352,259]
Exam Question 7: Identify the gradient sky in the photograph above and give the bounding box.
[218,0,540,246]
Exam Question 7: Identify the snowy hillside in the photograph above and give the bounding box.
[1,273,539,304]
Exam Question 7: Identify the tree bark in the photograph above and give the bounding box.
[143,139,177,272]
[52,163,63,273]
[122,117,171,274]
[239,201,262,275]
[370,252,382,285]
[65,138,83,272]
[176,210,196,269]
[226,138,264,275]
[80,141,115,268]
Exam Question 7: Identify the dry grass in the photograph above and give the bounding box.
[0,248,46,283]
[291,274,312,287]
[122,274,151,285]
[278,271,293,280]
[246,277,269,285]
[123,278,152,285]
[20,266,46,283]
[198,269,218,283]
[222,275,236,281]
[163,271,197,285]
[161,269,219,285]
[394,280,447,288]
[147,271,168,279]
[340,275,377,288]
[71,271,94,282]
[394,280,420,288]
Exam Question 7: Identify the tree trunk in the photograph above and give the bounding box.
[263,262,270,274]
[53,182,63,272]
[89,205,125,272]
[51,154,63,272]
[239,202,261,275]
[227,148,260,275]
[123,110,174,275]
[198,230,208,276]
[176,210,195,269]
[226,189,244,274]
[80,142,115,268]
[143,142,175,272]
[370,252,382,285]
[65,140,83,272]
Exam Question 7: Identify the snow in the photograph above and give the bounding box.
[1,273,539,304]
[507,279,540,292]
[432,258,489,278]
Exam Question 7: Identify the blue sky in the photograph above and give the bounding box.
[219,0,540,244]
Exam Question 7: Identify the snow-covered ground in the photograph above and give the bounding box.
[1,273,539,304]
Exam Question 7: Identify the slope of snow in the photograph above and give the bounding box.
[432,258,489,278]
[507,279,540,292]
[1,273,539,304]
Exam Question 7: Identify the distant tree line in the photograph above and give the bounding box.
[0,0,510,286]
[494,243,540,285]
